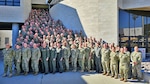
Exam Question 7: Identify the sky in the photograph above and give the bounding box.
[119,10,150,28]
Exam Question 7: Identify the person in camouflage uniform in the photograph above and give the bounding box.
[22,43,31,75]
[119,48,130,82]
[110,46,119,79]
[2,43,14,77]
[41,42,49,74]
[101,43,110,76]
[62,42,70,71]
[84,43,91,72]
[131,46,142,81]
[31,43,41,75]
[89,43,95,70]
[78,43,86,72]
[123,46,131,79]
[71,44,79,72]
[14,44,22,75]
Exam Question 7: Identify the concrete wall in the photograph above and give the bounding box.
[50,0,118,44]
[31,0,47,4]
[0,0,31,23]
[50,3,85,35]
[119,0,150,9]
[0,30,12,49]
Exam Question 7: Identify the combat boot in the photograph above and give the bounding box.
[120,78,124,81]
[8,73,12,77]
[102,72,106,75]
[114,76,118,79]
[123,79,128,82]
[106,73,109,76]
[2,73,7,77]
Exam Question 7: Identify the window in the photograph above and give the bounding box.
[0,0,20,6]
[5,37,9,44]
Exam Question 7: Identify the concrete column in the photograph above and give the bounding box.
[12,23,19,49]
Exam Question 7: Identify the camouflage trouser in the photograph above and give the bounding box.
[79,58,85,71]
[64,57,69,70]
[71,57,77,71]
[4,60,12,74]
[120,64,129,79]
[85,56,91,71]
[102,60,110,73]
[15,61,21,74]
[90,58,95,70]
[22,60,29,72]
[110,63,118,77]
[31,60,39,73]
[132,64,142,79]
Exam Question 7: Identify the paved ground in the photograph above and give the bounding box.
[0,51,148,84]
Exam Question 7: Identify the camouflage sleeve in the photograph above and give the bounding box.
[11,49,15,61]
[38,48,41,60]
[68,48,71,57]
[137,53,142,64]
[19,49,22,61]
[28,48,31,60]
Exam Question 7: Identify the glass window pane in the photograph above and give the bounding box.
[6,0,13,1]
[6,2,13,6]
[14,2,20,6]
[0,1,5,5]
[14,0,20,2]
[5,37,9,44]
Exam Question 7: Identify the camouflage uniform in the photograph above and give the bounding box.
[31,47,41,75]
[101,48,110,75]
[14,48,22,75]
[131,51,142,80]
[22,47,31,75]
[119,52,129,81]
[2,48,14,77]
[110,51,119,78]
[71,48,79,71]
[78,47,85,72]
[62,46,70,71]
[84,47,91,71]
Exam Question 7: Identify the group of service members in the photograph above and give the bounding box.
[2,39,142,82]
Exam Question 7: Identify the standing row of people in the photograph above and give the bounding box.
[2,41,142,82]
